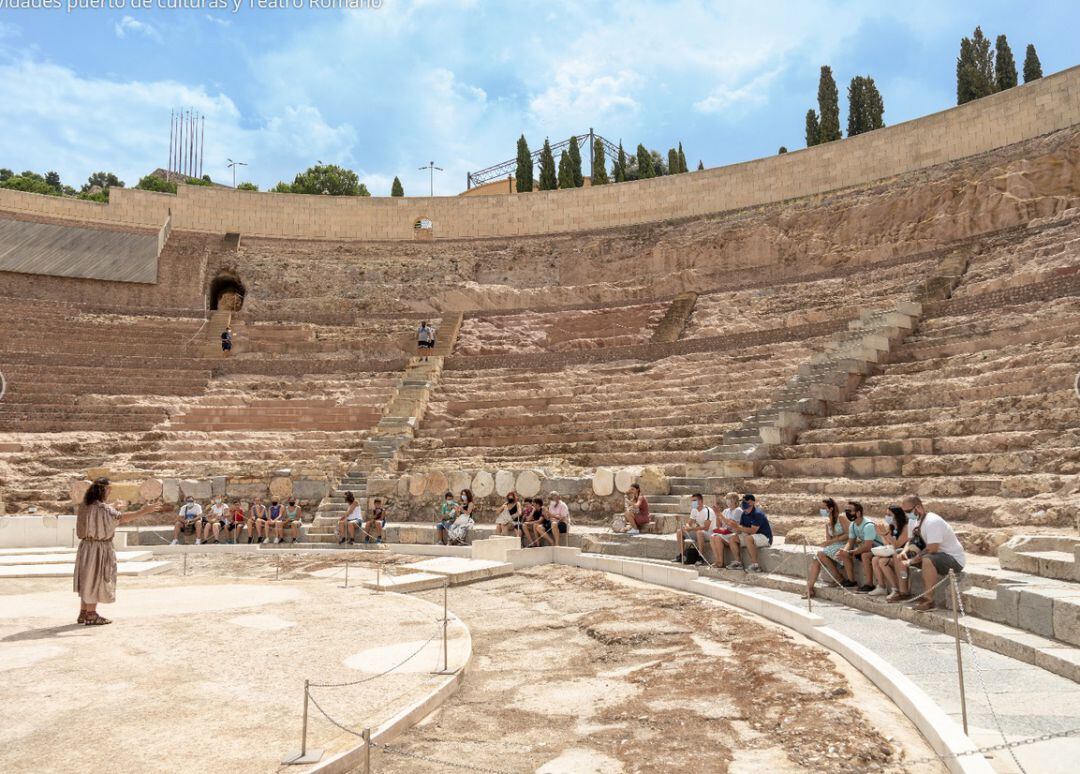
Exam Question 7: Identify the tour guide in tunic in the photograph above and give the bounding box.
[75,477,164,626]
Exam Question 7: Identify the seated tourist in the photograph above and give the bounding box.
[673,492,714,565]
[836,501,883,593]
[362,498,386,544]
[803,498,848,598]
[447,490,476,545]
[275,499,303,544]
[722,494,772,573]
[868,506,910,598]
[521,498,546,547]
[615,483,650,535]
[266,499,284,543]
[339,491,362,544]
[435,491,456,545]
[226,499,246,544]
[248,497,268,544]
[172,496,204,545]
[541,491,570,547]
[709,492,741,568]
[494,491,520,536]
[898,495,966,612]
[204,496,229,544]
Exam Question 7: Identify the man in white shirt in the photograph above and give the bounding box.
[204,496,229,544]
[172,497,203,545]
[672,492,713,565]
[900,495,966,612]
[542,491,570,547]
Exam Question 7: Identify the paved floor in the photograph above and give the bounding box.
[749,584,1080,774]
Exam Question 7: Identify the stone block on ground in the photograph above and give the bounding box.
[138,478,163,502]
[515,469,542,498]
[614,467,641,494]
[592,467,614,497]
[425,471,448,497]
[211,476,228,496]
[162,478,180,503]
[472,470,495,498]
[402,556,514,585]
[109,482,142,504]
[449,470,472,494]
[366,477,396,497]
[180,479,212,500]
[292,478,330,501]
[408,475,426,497]
[495,470,516,497]
[639,465,669,495]
[268,476,293,500]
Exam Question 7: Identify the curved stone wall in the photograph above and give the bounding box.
[0,66,1078,242]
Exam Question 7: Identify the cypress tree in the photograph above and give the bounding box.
[677,142,687,173]
[515,134,533,193]
[591,138,608,185]
[697,160,704,171]
[636,144,655,178]
[615,142,627,182]
[957,36,976,104]
[778,146,788,154]
[848,75,885,136]
[970,27,996,98]
[667,148,679,177]
[817,66,841,143]
[995,35,1018,91]
[651,150,666,176]
[567,136,583,187]
[391,176,404,196]
[537,138,557,190]
[557,150,574,189]
[805,109,820,147]
[864,77,885,130]
[1023,44,1043,82]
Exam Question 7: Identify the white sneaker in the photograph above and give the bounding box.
[170,539,179,545]
[627,529,640,535]
[195,539,201,545]
[275,538,281,544]
[868,585,888,597]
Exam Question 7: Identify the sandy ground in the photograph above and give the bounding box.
[370,564,946,774]
[0,551,465,774]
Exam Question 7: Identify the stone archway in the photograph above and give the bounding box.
[208,271,246,311]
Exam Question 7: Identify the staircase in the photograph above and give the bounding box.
[305,470,369,544]
[650,292,698,344]
[426,312,463,358]
[191,309,232,358]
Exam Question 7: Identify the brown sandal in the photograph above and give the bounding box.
[77,611,87,624]
[84,613,113,626]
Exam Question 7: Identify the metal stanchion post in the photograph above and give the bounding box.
[802,541,812,614]
[443,579,449,672]
[376,566,381,593]
[183,552,188,577]
[282,680,323,764]
[276,556,281,581]
[362,727,371,774]
[949,570,969,735]
[71,528,76,548]
[344,561,349,589]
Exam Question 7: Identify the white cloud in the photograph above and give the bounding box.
[114,15,162,43]
[694,68,784,116]
[204,14,231,28]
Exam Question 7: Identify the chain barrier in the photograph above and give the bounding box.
[307,632,439,689]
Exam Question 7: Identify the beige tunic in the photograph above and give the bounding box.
[73,501,121,605]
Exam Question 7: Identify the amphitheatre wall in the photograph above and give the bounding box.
[0,66,1077,245]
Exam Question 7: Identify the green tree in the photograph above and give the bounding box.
[677,142,687,173]
[847,75,885,136]
[817,66,841,142]
[958,27,995,104]
[187,177,212,187]
[1,172,57,195]
[271,181,293,193]
[805,109,820,147]
[391,176,404,196]
[667,148,679,176]
[515,134,534,192]
[778,146,788,154]
[537,138,557,190]
[591,138,609,185]
[237,182,258,191]
[650,149,666,176]
[636,143,655,178]
[44,171,61,190]
[567,136,583,187]
[136,174,178,194]
[201,174,212,183]
[995,35,1018,91]
[1023,44,1043,82]
[956,36,976,104]
[83,171,124,192]
[697,160,704,171]
[557,150,575,189]
[614,142,627,182]
[0,168,11,182]
[290,163,367,196]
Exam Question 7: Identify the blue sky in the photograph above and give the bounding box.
[0,0,1075,196]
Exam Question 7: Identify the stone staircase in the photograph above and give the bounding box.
[650,292,698,343]
[192,309,232,358]
[306,471,369,544]
[427,311,463,358]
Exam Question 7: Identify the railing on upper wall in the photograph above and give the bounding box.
[157,211,172,257]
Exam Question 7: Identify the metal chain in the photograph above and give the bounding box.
[376,742,519,774]
[867,724,1080,771]
[308,631,439,688]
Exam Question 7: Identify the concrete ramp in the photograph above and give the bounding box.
[0,214,159,283]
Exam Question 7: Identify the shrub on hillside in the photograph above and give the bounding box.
[135,175,178,194]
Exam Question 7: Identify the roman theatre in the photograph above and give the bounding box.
[1,67,1080,774]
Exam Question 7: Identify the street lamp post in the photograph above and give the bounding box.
[227,158,248,189]
[418,161,444,197]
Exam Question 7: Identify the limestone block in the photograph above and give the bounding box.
[1052,598,1080,646]
[783,527,816,546]
[366,477,396,497]
[495,470,516,497]
[515,469,542,498]
[425,470,449,497]
[449,470,472,494]
[109,482,142,504]
[544,477,588,497]
[472,470,495,498]
[408,475,426,497]
[138,478,163,502]
[592,467,614,497]
[85,467,110,480]
[162,478,180,503]
[70,479,91,504]
[180,479,212,499]
[225,480,269,501]
[211,476,228,497]
[269,476,293,500]
[293,478,330,501]
[1017,589,1055,638]
[639,466,669,495]
[614,467,641,494]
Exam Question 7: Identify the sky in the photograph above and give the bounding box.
[0,0,1076,197]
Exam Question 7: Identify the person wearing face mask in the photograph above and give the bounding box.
[541,491,570,547]
[802,498,848,598]
[709,492,741,568]
[172,495,203,545]
[495,491,520,537]
[205,496,229,544]
[898,495,965,611]
[447,490,476,545]
[837,501,883,593]
[672,493,714,565]
[435,491,456,545]
[868,506,909,598]
[721,494,772,572]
